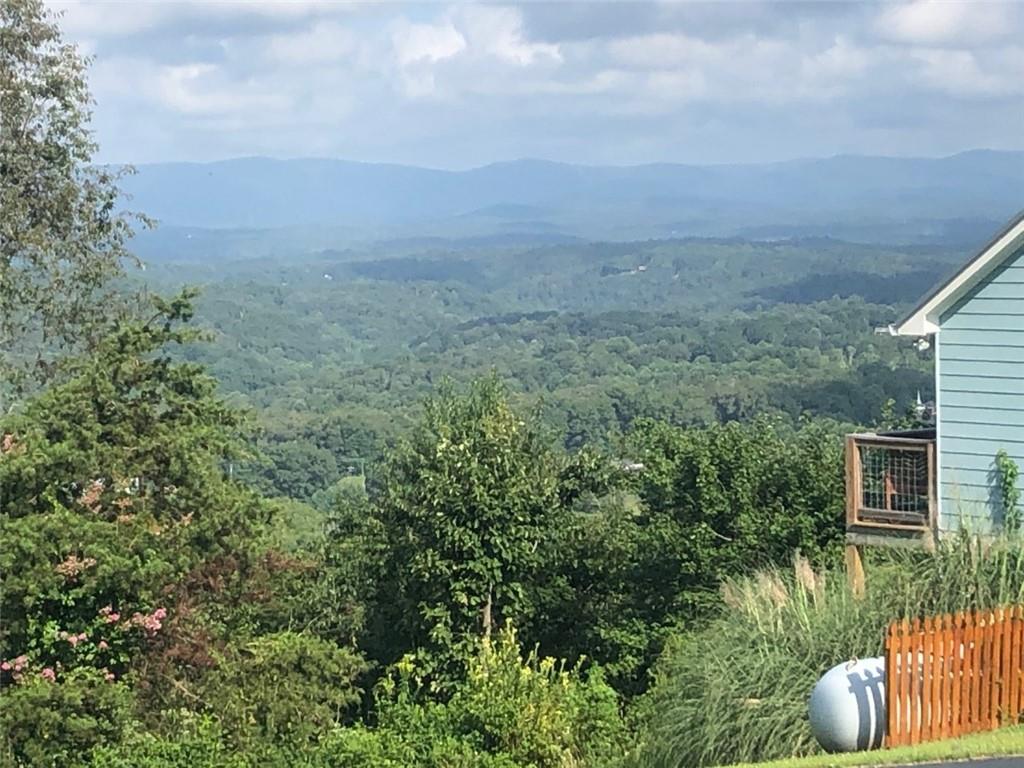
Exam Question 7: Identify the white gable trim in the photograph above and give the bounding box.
[892,212,1024,337]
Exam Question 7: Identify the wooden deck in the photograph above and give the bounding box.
[846,429,937,538]
[844,429,937,593]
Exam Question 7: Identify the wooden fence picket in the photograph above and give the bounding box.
[905,618,913,741]
[950,612,959,732]
[941,613,953,739]
[1013,607,1023,718]
[970,614,978,733]
[1001,607,1013,723]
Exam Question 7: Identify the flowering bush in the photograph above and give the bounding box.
[0,294,284,747]
[0,501,175,672]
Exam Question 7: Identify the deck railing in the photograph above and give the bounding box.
[846,430,936,533]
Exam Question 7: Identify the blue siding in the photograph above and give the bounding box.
[938,245,1024,533]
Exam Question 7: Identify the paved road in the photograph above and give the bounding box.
[907,759,1023,767]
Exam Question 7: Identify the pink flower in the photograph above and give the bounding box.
[76,632,87,642]
[12,656,28,672]
[1,661,10,671]
[40,668,55,682]
[104,612,120,624]
[130,609,165,636]
[98,640,109,650]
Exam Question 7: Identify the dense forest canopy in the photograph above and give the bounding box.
[133,236,937,504]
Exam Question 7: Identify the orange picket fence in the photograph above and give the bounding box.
[885,606,1024,747]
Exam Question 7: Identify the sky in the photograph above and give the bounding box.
[48,0,1024,168]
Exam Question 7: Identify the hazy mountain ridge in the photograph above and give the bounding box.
[123,150,1024,247]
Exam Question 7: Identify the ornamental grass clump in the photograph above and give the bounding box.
[637,533,1024,768]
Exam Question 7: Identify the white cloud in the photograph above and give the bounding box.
[390,19,466,98]
[804,37,870,81]
[41,0,1024,166]
[910,47,1024,97]
[47,1,168,38]
[455,5,561,66]
[605,31,872,107]
[389,6,562,99]
[392,19,466,67]
[876,0,1014,46]
[47,0,357,39]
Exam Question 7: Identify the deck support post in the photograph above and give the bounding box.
[846,543,865,597]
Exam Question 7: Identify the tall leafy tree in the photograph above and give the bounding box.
[0,0,142,391]
[365,375,612,686]
[624,416,846,610]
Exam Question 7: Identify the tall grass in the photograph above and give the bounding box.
[636,532,1024,768]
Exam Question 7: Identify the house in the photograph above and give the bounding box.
[846,211,1024,561]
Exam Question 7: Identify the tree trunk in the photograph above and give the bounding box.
[482,587,493,641]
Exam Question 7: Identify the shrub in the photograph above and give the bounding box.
[443,628,625,768]
[89,715,243,768]
[0,504,174,679]
[0,668,133,767]
[316,726,519,768]
[88,714,312,768]
[637,534,1024,768]
[317,626,627,768]
[196,632,367,750]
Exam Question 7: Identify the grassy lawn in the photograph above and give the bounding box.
[724,726,1024,768]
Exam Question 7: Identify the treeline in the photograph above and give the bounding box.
[127,183,945,506]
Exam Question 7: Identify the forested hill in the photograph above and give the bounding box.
[123,150,1024,245]
[137,234,944,504]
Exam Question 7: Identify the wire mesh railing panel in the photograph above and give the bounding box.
[857,442,930,526]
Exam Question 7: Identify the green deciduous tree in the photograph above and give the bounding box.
[624,416,846,615]
[527,417,848,697]
[1,0,143,390]
[363,376,613,686]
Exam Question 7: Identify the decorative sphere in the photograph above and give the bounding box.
[808,657,885,753]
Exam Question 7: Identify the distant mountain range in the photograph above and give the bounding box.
[122,150,1024,248]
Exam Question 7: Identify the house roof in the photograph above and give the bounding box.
[891,209,1024,336]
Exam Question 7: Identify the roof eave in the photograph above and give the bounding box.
[891,210,1024,337]
[892,314,940,337]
